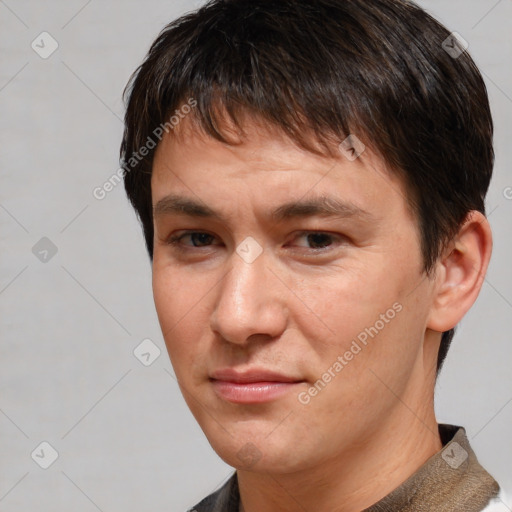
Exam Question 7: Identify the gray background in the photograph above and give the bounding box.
[1,1,511,510]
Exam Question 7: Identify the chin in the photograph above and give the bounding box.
[203,426,308,474]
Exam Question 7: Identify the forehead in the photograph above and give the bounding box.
[151,115,414,224]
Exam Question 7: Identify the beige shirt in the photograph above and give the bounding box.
[190,424,501,512]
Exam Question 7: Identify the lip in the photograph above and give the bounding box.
[210,368,305,404]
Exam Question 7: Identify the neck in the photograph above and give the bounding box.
[237,377,441,512]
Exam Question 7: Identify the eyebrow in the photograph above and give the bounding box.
[154,195,220,219]
[153,194,373,222]
[270,196,372,222]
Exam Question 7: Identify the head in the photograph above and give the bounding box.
[121,0,493,474]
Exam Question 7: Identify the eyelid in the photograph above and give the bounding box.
[165,230,348,253]
[289,230,347,247]
[166,230,221,247]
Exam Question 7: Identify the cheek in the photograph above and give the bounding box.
[290,259,426,397]
[152,264,211,370]
[152,257,214,323]
[153,267,183,332]
[291,265,402,353]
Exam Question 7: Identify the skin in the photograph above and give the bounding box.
[150,115,492,512]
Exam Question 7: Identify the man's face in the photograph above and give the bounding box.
[151,119,438,473]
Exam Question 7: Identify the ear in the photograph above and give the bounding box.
[427,211,493,332]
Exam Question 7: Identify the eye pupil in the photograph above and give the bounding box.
[307,233,332,248]
[191,233,213,246]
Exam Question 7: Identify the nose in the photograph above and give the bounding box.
[209,249,287,346]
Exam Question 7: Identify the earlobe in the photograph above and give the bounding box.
[427,211,493,332]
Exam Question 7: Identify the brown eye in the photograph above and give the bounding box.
[292,231,342,250]
[167,231,219,247]
[188,233,215,247]
[305,233,334,248]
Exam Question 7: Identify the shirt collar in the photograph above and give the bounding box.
[191,424,500,512]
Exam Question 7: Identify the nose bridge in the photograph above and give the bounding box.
[210,250,285,344]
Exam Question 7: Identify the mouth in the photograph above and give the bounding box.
[209,368,305,404]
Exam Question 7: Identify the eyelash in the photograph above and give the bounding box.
[167,232,218,248]
[166,231,346,252]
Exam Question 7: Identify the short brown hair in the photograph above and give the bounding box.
[121,0,494,373]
